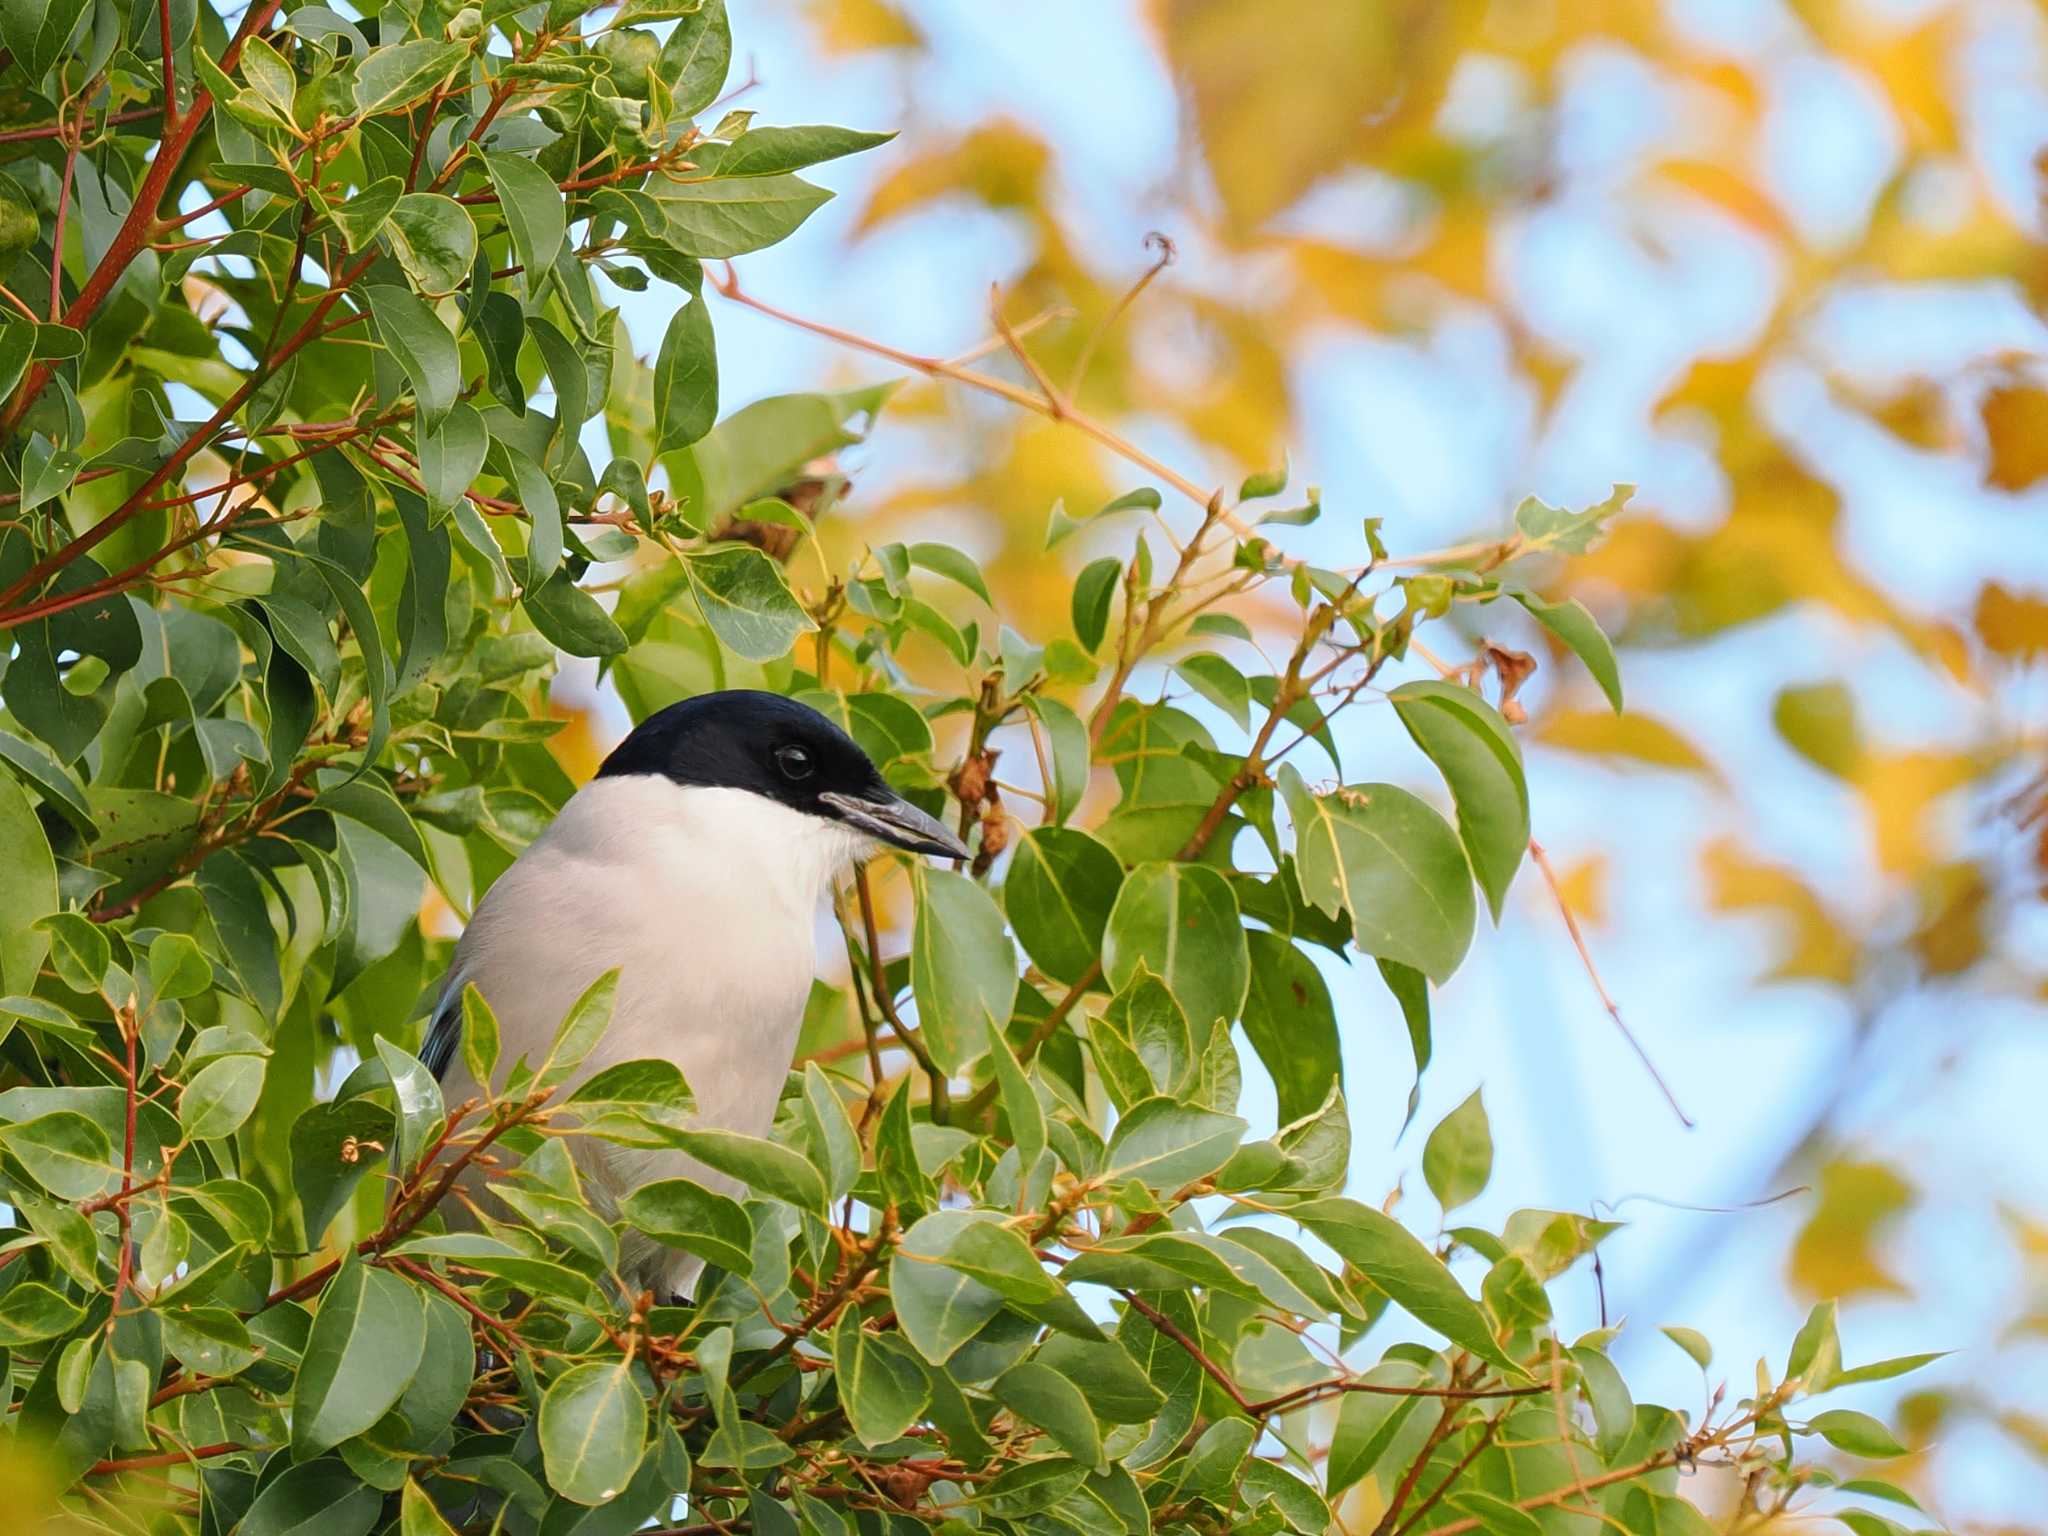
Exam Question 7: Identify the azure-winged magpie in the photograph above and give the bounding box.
[422,689,967,1299]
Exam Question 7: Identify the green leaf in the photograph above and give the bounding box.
[0,1280,83,1345]
[720,125,896,177]
[907,542,992,605]
[657,0,731,115]
[161,1306,260,1376]
[1072,557,1121,652]
[353,39,469,117]
[1242,1459,1329,1533]
[651,174,833,259]
[618,1177,755,1273]
[976,1457,1090,1518]
[911,867,1018,1073]
[0,0,86,81]
[373,1038,446,1175]
[535,969,620,1092]
[330,177,404,251]
[1509,589,1622,712]
[483,151,568,286]
[1239,931,1340,1124]
[292,1097,393,1245]
[993,1361,1102,1467]
[1027,695,1090,826]
[1280,766,1475,984]
[524,569,629,658]
[1571,1345,1634,1458]
[685,546,815,661]
[1786,1299,1841,1393]
[386,193,477,296]
[0,727,96,838]
[891,1210,1007,1365]
[0,771,56,996]
[655,294,719,452]
[178,1053,265,1141]
[1174,653,1252,731]
[240,1457,383,1536]
[1103,862,1249,1032]
[367,284,459,424]
[1513,484,1630,554]
[460,984,500,1089]
[400,1479,461,1536]
[1830,1350,1951,1387]
[292,1257,428,1459]
[540,1359,648,1504]
[1101,1097,1246,1191]
[988,1029,1046,1189]
[663,1128,827,1213]
[0,1111,111,1199]
[1447,1490,1543,1535]
[1035,1334,1165,1424]
[1182,1417,1255,1494]
[1326,1360,1433,1493]
[800,1063,860,1199]
[1005,826,1122,985]
[418,402,488,517]
[1422,1088,1492,1212]
[1661,1324,1713,1370]
[833,1310,930,1447]
[1291,1197,1526,1378]
[1807,1409,1909,1459]
[1391,680,1529,921]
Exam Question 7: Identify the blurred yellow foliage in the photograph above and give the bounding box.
[1790,1159,1915,1300]
[1703,836,1859,986]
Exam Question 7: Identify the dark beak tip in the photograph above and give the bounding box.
[822,791,971,860]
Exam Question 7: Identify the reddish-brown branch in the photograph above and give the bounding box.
[390,1256,529,1353]
[112,1007,141,1314]
[85,1442,251,1477]
[1392,1409,1508,1536]
[1120,1290,1254,1412]
[49,108,80,319]
[158,0,178,133]
[0,107,155,146]
[0,244,376,617]
[1,0,285,432]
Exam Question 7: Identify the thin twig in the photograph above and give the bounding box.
[1065,231,1174,400]
[1529,837,1694,1128]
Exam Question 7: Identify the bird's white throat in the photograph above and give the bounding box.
[548,775,880,902]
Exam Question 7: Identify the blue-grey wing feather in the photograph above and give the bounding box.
[421,967,468,1081]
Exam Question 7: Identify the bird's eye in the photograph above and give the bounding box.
[775,745,815,781]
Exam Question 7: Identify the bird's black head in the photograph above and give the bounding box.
[596,690,968,859]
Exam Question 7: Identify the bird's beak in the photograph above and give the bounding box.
[819,790,971,859]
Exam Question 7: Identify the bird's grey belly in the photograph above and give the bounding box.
[435,861,813,1297]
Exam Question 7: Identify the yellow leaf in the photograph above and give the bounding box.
[1979,382,2048,491]
[1158,0,1467,230]
[1550,853,1607,928]
[1909,860,1989,978]
[854,122,1050,234]
[803,0,923,53]
[1849,749,1978,877]
[1535,709,1721,781]
[1974,582,2048,660]
[1789,1159,1914,1301]
[1701,837,1858,985]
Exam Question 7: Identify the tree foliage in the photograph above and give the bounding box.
[0,4,1947,1535]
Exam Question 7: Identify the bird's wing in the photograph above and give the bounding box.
[421,965,469,1082]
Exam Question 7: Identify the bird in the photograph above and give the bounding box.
[418,689,969,1301]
